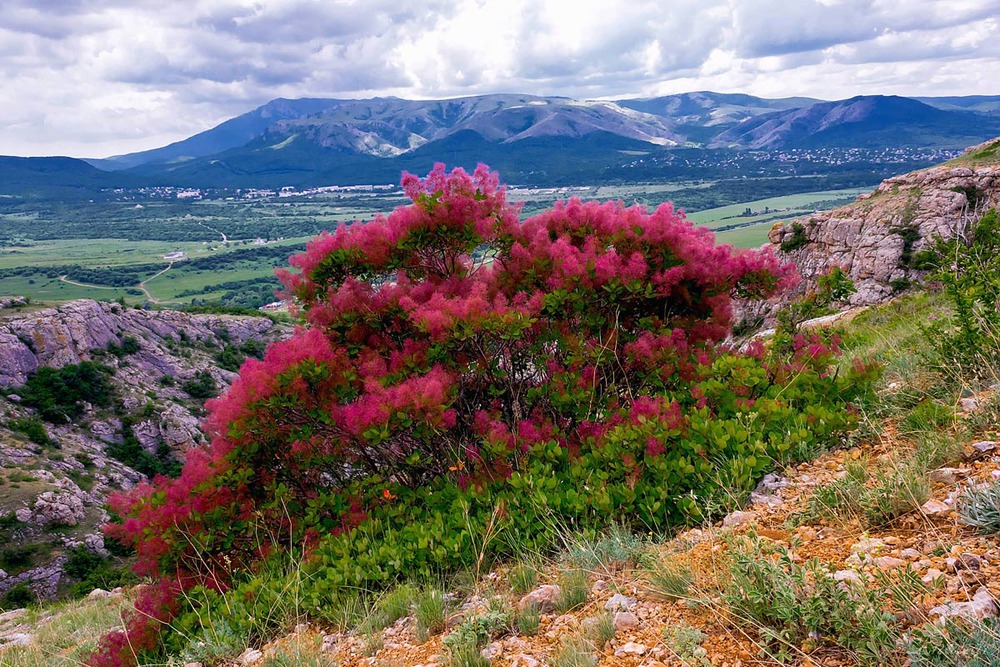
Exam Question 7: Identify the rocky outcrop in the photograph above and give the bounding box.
[767,138,1000,305]
[0,300,289,601]
[0,300,276,387]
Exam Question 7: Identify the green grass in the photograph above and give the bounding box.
[0,595,131,666]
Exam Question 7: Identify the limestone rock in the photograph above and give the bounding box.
[25,491,86,526]
[614,611,639,630]
[614,642,648,657]
[604,593,636,612]
[921,499,953,517]
[929,468,967,485]
[722,510,756,528]
[238,648,263,665]
[761,161,1000,310]
[972,441,997,454]
[929,587,997,622]
[518,585,561,613]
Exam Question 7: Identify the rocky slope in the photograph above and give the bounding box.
[766,137,1000,305]
[0,300,287,601]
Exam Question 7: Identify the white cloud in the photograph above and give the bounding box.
[0,0,998,157]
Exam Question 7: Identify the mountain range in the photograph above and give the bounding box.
[5,91,1000,192]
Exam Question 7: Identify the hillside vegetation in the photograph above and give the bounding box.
[4,165,1000,667]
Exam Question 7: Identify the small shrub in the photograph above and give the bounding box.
[511,604,540,636]
[644,557,693,601]
[663,621,710,666]
[443,639,490,667]
[261,635,337,667]
[177,618,245,666]
[379,583,417,624]
[414,589,448,642]
[862,462,931,528]
[907,616,1000,667]
[443,601,510,666]
[724,533,920,664]
[20,361,114,423]
[901,399,953,434]
[507,561,539,595]
[1,582,34,609]
[182,370,218,399]
[7,416,50,446]
[555,570,589,613]
[582,612,615,648]
[957,480,1000,533]
[550,635,598,667]
[562,524,644,574]
[780,222,809,253]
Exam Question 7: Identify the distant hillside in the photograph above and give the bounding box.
[86,98,340,170]
[0,156,136,198]
[711,95,1000,149]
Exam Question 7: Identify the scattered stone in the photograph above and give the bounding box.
[0,609,27,622]
[722,510,756,528]
[23,491,87,526]
[0,633,32,647]
[921,499,953,517]
[481,642,503,660]
[948,553,983,572]
[87,588,112,599]
[930,468,967,485]
[972,441,997,454]
[510,654,540,667]
[518,585,561,613]
[238,648,263,665]
[614,642,648,657]
[6,394,20,402]
[604,593,636,612]
[833,570,862,585]
[960,397,980,412]
[922,568,945,585]
[183,663,203,667]
[750,473,789,506]
[614,611,639,631]
[929,588,997,623]
[874,556,908,570]
[850,536,887,555]
[591,580,608,594]
[0,569,7,581]
[900,549,922,560]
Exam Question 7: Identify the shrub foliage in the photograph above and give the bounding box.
[93,164,876,666]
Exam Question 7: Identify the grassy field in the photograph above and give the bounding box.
[687,187,871,247]
[0,184,874,304]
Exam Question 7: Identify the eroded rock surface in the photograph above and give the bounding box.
[766,139,1000,306]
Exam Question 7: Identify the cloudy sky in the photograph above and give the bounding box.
[2,0,999,158]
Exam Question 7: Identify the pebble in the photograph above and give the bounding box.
[972,441,997,454]
[929,587,997,622]
[614,642,648,657]
[481,642,503,660]
[948,553,983,572]
[604,593,636,612]
[518,585,561,613]
[922,568,945,585]
[921,499,953,517]
[509,655,540,667]
[722,510,756,528]
[960,397,980,412]
[591,579,608,593]
[614,611,639,631]
[874,556,908,570]
[238,648,262,665]
[930,468,967,485]
[900,548,922,560]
